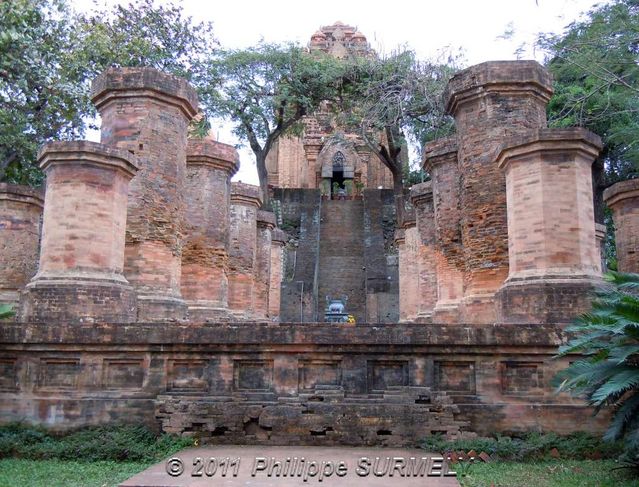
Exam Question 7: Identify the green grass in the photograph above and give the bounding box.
[0,458,150,487]
[458,459,639,487]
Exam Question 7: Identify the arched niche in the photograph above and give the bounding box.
[318,142,360,179]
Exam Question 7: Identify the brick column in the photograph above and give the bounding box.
[182,138,239,321]
[20,141,138,323]
[91,67,199,321]
[254,211,276,320]
[595,223,607,273]
[0,184,44,308]
[228,183,262,320]
[495,128,603,323]
[445,61,553,323]
[269,228,287,321]
[411,182,437,323]
[604,179,639,273]
[397,211,419,322]
[423,137,464,323]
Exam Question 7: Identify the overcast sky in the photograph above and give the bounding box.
[73,0,605,184]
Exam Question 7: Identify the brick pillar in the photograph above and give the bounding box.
[182,138,239,321]
[595,223,607,273]
[91,67,199,321]
[411,182,437,323]
[269,228,287,321]
[397,211,419,322]
[0,184,44,308]
[228,183,262,320]
[423,137,464,323]
[254,211,276,320]
[20,141,138,323]
[495,128,603,323]
[604,179,639,273]
[445,61,553,323]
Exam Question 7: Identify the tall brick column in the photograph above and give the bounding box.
[269,228,287,321]
[423,138,464,323]
[182,137,239,321]
[445,61,553,323]
[254,211,276,320]
[91,67,199,321]
[0,184,44,308]
[411,182,437,323]
[397,211,419,322]
[20,141,138,323]
[495,128,603,323]
[604,179,639,273]
[228,183,262,320]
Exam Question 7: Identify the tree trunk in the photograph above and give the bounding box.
[255,151,270,209]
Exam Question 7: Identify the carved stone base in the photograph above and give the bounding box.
[496,276,603,324]
[136,294,188,322]
[20,277,136,323]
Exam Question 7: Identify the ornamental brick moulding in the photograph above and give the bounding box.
[90,67,199,322]
[410,182,437,323]
[0,184,44,309]
[444,60,554,324]
[254,210,276,321]
[20,141,138,323]
[228,182,262,321]
[422,137,464,324]
[604,178,639,274]
[495,127,603,324]
[182,138,240,321]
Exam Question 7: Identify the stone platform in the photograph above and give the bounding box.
[0,322,608,444]
[119,445,460,486]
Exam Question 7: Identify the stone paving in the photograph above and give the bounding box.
[119,445,460,486]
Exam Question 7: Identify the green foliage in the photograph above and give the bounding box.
[0,304,15,320]
[538,0,639,185]
[0,0,216,185]
[0,458,149,487]
[201,44,346,197]
[344,179,353,195]
[0,423,192,462]
[554,272,639,450]
[420,431,623,462]
[458,459,638,487]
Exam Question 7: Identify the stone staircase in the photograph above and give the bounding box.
[317,200,366,322]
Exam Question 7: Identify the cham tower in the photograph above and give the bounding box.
[265,22,394,194]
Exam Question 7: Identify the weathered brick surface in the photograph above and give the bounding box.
[20,141,138,323]
[182,138,239,321]
[445,61,553,323]
[396,223,420,323]
[0,321,608,442]
[228,183,262,320]
[411,182,437,322]
[423,138,464,323]
[91,67,198,321]
[0,184,43,307]
[604,179,639,273]
[268,229,287,320]
[254,211,276,320]
[495,128,602,323]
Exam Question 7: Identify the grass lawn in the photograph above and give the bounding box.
[459,459,639,487]
[0,458,151,487]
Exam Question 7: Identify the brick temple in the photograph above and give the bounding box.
[1,23,639,446]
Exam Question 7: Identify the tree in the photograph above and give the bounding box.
[555,272,639,454]
[200,43,346,204]
[337,49,459,219]
[537,0,639,222]
[0,0,216,185]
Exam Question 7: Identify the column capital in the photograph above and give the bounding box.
[0,183,44,208]
[231,182,262,208]
[256,210,276,230]
[187,138,240,177]
[422,137,458,173]
[604,178,639,209]
[91,66,199,119]
[38,141,138,179]
[445,60,553,116]
[410,181,433,209]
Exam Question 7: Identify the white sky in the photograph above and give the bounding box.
[73,0,604,185]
